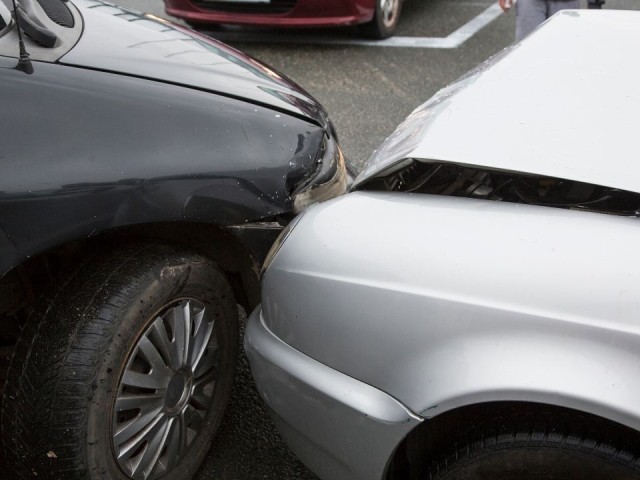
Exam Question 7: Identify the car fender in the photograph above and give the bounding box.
[0,58,323,275]
[263,191,640,431]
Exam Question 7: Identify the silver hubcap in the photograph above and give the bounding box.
[112,299,219,479]
[380,0,399,27]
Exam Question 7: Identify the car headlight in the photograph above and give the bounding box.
[292,134,349,214]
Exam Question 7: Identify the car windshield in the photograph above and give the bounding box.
[0,0,12,37]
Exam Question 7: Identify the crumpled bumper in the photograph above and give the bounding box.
[244,307,422,480]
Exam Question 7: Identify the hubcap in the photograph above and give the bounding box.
[380,0,399,27]
[164,372,191,412]
[112,299,219,480]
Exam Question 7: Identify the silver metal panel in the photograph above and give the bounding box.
[355,10,640,194]
[245,307,421,480]
[262,192,640,431]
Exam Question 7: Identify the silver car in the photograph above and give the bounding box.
[245,10,640,480]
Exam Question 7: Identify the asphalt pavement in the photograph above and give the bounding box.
[109,0,640,478]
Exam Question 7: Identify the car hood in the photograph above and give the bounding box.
[60,0,328,126]
[354,10,640,193]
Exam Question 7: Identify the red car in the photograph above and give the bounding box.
[165,0,403,38]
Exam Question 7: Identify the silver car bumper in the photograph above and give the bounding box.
[244,307,422,480]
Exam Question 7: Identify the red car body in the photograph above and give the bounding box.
[165,0,377,28]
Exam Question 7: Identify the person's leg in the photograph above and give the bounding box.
[547,0,580,18]
[515,0,548,42]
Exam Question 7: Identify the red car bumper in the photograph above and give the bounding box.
[165,0,376,27]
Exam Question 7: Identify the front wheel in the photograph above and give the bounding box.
[428,410,640,480]
[361,0,402,39]
[1,244,238,479]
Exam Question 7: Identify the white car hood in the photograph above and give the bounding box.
[355,10,640,193]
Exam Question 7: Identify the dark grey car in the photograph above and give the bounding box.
[0,1,349,478]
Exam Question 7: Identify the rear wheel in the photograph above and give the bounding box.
[361,0,402,39]
[428,410,640,480]
[1,244,238,479]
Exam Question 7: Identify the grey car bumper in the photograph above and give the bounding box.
[244,307,422,480]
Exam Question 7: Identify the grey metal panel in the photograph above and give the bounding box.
[245,307,421,480]
[262,192,640,431]
[61,0,328,125]
[0,57,323,276]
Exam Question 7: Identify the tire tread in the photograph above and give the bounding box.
[428,409,640,479]
[1,244,235,479]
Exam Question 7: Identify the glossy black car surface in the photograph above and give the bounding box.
[0,1,348,478]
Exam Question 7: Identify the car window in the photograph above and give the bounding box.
[0,0,12,37]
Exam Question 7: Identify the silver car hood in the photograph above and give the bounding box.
[355,10,640,193]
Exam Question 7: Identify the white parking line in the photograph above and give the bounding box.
[209,4,504,49]
[445,4,505,47]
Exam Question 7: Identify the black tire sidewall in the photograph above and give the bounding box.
[429,408,640,480]
[83,250,238,479]
[434,446,640,480]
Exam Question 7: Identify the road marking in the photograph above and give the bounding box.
[445,3,504,47]
[208,4,503,49]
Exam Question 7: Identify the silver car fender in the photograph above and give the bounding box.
[262,192,640,431]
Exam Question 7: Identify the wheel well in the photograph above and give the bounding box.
[385,401,640,480]
[97,222,262,311]
[0,221,261,387]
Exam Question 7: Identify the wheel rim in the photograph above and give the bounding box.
[112,299,219,479]
[379,0,399,28]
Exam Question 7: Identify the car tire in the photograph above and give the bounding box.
[428,409,640,480]
[1,243,238,480]
[361,0,402,39]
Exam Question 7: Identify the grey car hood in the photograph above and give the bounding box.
[355,10,640,193]
[61,0,327,126]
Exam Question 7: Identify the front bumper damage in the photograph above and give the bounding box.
[244,307,422,480]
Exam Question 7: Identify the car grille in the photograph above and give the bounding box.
[192,0,297,14]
